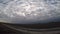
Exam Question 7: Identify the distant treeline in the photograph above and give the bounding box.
[0,21,60,29]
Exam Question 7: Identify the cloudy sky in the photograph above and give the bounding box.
[0,0,60,24]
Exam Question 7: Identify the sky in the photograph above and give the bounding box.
[0,0,60,24]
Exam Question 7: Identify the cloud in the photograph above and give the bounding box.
[0,0,60,24]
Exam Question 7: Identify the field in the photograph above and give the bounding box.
[0,22,60,34]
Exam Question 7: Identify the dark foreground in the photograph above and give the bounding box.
[0,22,60,34]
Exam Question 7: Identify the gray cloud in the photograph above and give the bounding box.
[0,0,60,24]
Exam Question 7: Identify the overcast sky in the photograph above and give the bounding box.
[0,0,60,24]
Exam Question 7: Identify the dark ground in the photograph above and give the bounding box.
[0,22,60,34]
[0,23,29,34]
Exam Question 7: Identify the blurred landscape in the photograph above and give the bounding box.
[0,21,60,34]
